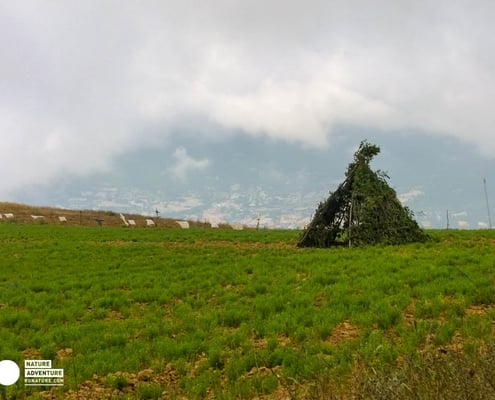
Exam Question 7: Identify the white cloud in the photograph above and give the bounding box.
[420,220,433,229]
[167,147,210,181]
[211,199,242,212]
[127,1,495,154]
[478,221,489,229]
[202,211,225,226]
[398,189,424,204]
[2,1,495,197]
[452,211,468,218]
[458,220,470,229]
[279,213,311,229]
[154,196,203,214]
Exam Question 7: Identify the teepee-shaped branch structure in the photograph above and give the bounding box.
[297,141,428,248]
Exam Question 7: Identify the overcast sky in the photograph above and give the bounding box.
[2,1,495,228]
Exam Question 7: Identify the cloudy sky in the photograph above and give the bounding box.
[2,1,495,228]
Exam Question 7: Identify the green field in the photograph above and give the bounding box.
[1,225,495,399]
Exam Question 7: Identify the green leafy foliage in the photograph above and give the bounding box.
[298,140,428,247]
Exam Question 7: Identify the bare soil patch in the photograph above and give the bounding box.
[327,320,360,346]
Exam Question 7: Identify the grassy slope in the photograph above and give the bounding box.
[0,202,208,228]
[0,225,494,399]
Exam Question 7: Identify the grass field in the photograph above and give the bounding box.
[0,223,495,399]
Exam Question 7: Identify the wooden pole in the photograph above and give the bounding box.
[348,199,353,248]
[484,177,492,229]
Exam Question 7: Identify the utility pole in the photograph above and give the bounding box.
[446,209,449,230]
[483,177,492,229]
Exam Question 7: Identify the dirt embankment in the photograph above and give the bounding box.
[0,202,203,228]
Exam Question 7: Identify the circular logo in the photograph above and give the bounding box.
[0,360,20,385]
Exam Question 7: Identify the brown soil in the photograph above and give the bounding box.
[466,304,495,316]
[34,364,180,400]
[327,320,361,346]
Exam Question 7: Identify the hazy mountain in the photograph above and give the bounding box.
[14,131,495,229]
